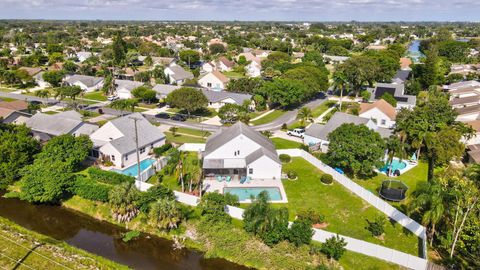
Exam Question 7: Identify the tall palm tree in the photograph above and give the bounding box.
[332,71,348,111]
[108,182,140,223]
[297,107,313,127]
[175,151,187,192]
[35,89,50,104]
[148,198,182,231]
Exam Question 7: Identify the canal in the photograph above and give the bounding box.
[0,193,250,270]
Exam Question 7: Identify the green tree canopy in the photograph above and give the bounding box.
[165,87,208,115]
[258,78,308,108]
[179,50,200,65]
[42,70,64,87]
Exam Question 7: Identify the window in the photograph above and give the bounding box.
[249,168,253,174]
[381,119,386,125]
[125,155,128,161]
[207,82,212,87]
[140,147,146,154]
[111,155,115,161]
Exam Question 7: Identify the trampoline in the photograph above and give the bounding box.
[379,180,408,202]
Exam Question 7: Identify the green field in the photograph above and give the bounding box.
[83,91,108,101]
[279,158,419,256]
[251,110,286,125]
[165,132,207,144]
[271,137,303,149]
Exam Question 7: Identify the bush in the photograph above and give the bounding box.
[87,167,135,185]
[321,235,347,261]
[288,219,314,246]
[320,174,333,185]
[73,176,112,202]
[299,144,310,152]
[281,123,288,130]
[297,209,325,224]
[199,192,239,223]
[286,170,297,179]
[153,143,172,157]
[279,154,291,163]
[136,185,175,213]
[365,216,386,237]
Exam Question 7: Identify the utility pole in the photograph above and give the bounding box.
[130,116,141,181]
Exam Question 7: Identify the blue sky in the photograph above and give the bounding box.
[0,0,479,21]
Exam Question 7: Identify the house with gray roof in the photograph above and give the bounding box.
[164,65,194,85]
[367,83,416,109]
[89,113,166,169]
[201,89,253,110]
[304,112,392,152]
[152,84,182,99]
[25,111,98,142]
[203,122,282,181]
[65,75,104,92]
[115,79,144,99]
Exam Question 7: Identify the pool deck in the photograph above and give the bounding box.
[203,178,288,203]
[376,158,418,177]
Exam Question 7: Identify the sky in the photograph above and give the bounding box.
[0,0,479,21]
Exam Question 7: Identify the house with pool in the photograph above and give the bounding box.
[89,113,166,175]
[202,122,287,203]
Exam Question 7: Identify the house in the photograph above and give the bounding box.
[115,79,144,99]
[34,72,49,88]
[151,57,176,67]
[198,71,229,91]
[399,57,413,70]
[216,56,234,72]
[392,69,410,84]
[304,112,392,152]
[164,65,194,85]
[445,80,480,91]
[65,75,104,92]
[0,108,30,124]
[0,100,29,112]
[367,83,416,109]
[152,84,182,99]
[76,51,96,63]
[201,62,216,73]
[18,67,42,77]
[89,113,166,169]
[323,55,349,64]
[449,64,480,77]
[25,111,98,142]
[359,99,397,129]
[202,122,282,181]
[456,105,480,122]
[245,58,262,78]
[201,89,252,110]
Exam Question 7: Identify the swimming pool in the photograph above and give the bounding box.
[112,159,156,177]
[380,159,407,173]
[223,187,282,201]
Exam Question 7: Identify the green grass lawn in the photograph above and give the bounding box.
[223,71,246,79]
[312,100,337,118]
[165,132,207,144]
[0,97,17,102]
[175,127,211,138]
[271,137,303,149]
[279,158,419,256]
[82,91,107,101]
[251,110,286,126]
[158,151,200,191]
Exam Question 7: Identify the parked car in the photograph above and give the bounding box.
[107,95,119,101]
[155,112,170,119]
[171,114,186,122]
[157,102,167,108]
[287,128,305,138]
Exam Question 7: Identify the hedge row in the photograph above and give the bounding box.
[73,176,112,202]
[87,167,135,185]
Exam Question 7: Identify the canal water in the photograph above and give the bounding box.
[407,40,425,63]
[0,194,250,270]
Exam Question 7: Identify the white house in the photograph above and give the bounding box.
[216,56,235,72]
[198,71,229,91]
[115,79,144,99]
[202,122,282,181]
[76,51,97,63]
[89,113,166,169]
[245,59,262,78]
[65,75,104,92]
[359,99,397,129]
[201,62,216,73]
[304,112,392,152]
[201,89,253,110]
[33,72,50,88]
[164,65,194,85]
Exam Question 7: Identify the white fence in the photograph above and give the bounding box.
[137,156,168,182]
[178,143,206,152]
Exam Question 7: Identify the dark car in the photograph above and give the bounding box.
[155,112,171,119]
[171,114,186,121]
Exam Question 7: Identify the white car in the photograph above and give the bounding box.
[287,128,305,138]
[107,95,119,101]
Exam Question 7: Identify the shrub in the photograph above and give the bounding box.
[73,176,112,202]
[279,154,291,163]
[320,174,333,185]
[136,185,175,213]
[299,144,310,152]
[281,123,288,130]
[297,209,325,224]
[286,170,297,179]
[365,216,386,237]
[199,192,239,223]
[288,219,314,246]
[122,230,140,242]
[87,167,135,185]
[321,235,347,261]
[153,143,172,157]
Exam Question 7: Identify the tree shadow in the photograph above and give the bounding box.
[12,243,43,270]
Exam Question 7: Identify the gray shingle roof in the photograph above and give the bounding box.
[115,79,144,92]
[201,89,252,105]
[102,113,166,155]
[204,122,280,164]
[152,84,182,97]
[25,111,94,136]
[368,83,416,106]
[392,69,410,83]
[66,75,104,88]
[305,112,369,141]
[167,65,194,81]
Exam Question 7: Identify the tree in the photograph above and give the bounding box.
[148,198,182,231]
[179,50,200,66]
[36,134,92,170]
[199,192,239,223]
[380,92,397,107]
[365,216,386,237]
[258,78,308,108]
[327,123,386,177]
[34,89,50,103]
[0,124,40,189]
[48,52,64,64]
[421,48,441,88]
[112,32,127,66]
[321,235,347,261]
[297,107,313,127]
[288,219,314,246]
[42,70,64,87]
[102,74,115,95]
[108,182,140,223]
[226,77,263,94]
[62,60,77,74]
[218,103,248,123]
[336,55,380,96]
[131,86,157,103]
[166,87,208,116]
[110,99,138,115]
[332,71,348,110]
[55,85,82,101]
[282,65,329,95]
[209,44,226,54]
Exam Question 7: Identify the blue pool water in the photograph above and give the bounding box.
[380,159,407,173]
[112,159,156,177]
[224,187,282,201]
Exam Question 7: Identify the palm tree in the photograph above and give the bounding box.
[175,151,187,192]
[35,89,50,104]
[108,182,140,223]
[148,198,182,231]
[297,107,313,127]
[332,71,348,111]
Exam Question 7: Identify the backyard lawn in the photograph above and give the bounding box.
[279,158,420,256]
[223,71,246,79]
[312,100,337,118]
[250,110,286,126]
[175,127,211,138]
[82,91,107,101]
[165,132,206,144]
[271,137,303,149]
